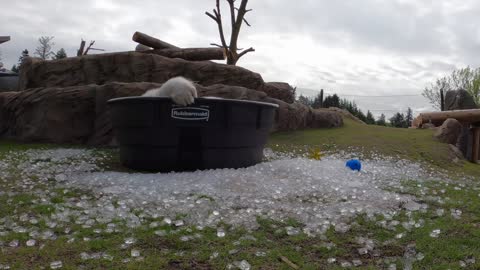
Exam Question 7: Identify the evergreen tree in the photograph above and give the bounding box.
[323,94,340,108]
[356,110,367,123]
[11,65,19,73]
[365,110,375,125]
[53,48,67,59]
[404,107,413,128]
[376,113,386,126]
[389,112,406,128]
[297,95,312,107]
[311,92,324,108]
[17,49,30,73]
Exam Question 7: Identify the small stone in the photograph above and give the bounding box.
[465,256,476,264]
[217,228,226,238]
[340,261,352,267]
[327,258,336,264]
[8,240,19,248]
[154,230,167,236]
[124,237,136,245]
[459,260,467,268]
[131,249,140,257]
[50,261,63,269]
[210,252,219,259]
[26,239,36,247]
[102,254,114,261]
[180,236,190,242]
[388,264,397,270]
[80,252,90,260]
[234,260,251,270]
[286,226,300,236]
[334,223,350,233]
[255,251,267,257]
[429,229,441,238]
[174,220,184,227]
[451,209,462,219]
[416,253,424,261]
[163,217,172,225]
[352,259,362,266]
[358,247,368,255]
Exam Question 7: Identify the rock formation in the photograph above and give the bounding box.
[2,38,344,145]
[0,81,342,145]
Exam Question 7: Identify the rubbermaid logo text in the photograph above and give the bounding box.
[171,107,210,121]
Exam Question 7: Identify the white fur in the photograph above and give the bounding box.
[142,76,197,106]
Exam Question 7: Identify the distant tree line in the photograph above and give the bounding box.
[10,36,67,74]
[297,92,413,128]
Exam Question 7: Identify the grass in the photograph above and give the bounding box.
[0,120,479,269]
[269,119,480,178]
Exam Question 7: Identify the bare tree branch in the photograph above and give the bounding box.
[83,41,95,55]
[210,43,224,48]
[229,0,249,53]
[237,47,254,59]
[207,0,254,65]
[205,0,228,49]
[226,0,236,28]
[205,11,218,22]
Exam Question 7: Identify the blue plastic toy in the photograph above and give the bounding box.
[346,159,361,171]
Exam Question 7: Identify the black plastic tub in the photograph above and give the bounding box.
[107,97,278,172]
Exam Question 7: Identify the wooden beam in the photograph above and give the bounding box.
[0,36,10,44]
[141,47,226,61]
[132,31,179,50]
[414,109,480,127]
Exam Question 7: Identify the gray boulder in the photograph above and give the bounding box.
[444,89,478,110]
[434,118,462,144]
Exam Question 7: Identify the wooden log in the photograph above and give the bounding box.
[141,48,226,61]
[132,31,179,49]
[414,109,480,126]
[77,40,86,56]
[473,127,480,162]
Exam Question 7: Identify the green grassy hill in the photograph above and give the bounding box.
[269,119,480,178]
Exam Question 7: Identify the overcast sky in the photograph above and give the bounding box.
[1,0,480,118]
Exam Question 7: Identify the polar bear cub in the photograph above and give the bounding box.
[142,76,197,106]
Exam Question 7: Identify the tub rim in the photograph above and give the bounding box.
[107,96,279,108]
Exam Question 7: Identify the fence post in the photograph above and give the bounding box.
[320,89,324,108]
[440,89,445,111]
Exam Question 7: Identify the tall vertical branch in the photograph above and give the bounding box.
[206,0,254,65]
[206,0,228,50]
